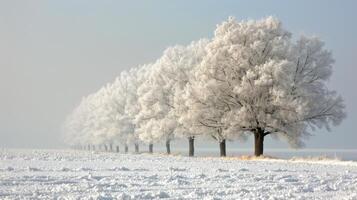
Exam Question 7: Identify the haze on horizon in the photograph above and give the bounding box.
[1,0,356,150]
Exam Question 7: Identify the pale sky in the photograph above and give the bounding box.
[0,0,356,149]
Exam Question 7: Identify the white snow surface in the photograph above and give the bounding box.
[1,149,357,200]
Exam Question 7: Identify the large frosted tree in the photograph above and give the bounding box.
[194,16,345,156]
[165,40,208,156]
[124,65,153,153]
[98,75,136,152]
[135,40,208,156]
[136,61,176,154]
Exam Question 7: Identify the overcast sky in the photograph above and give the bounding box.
[1,0,356,149]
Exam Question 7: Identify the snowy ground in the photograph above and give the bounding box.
[1,149,357,199]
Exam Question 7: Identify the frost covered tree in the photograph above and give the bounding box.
[182,80,234,157]
[136,62,175,154]
[164,40,208,156]
[184,60,241,157]
[99,75,135,151]
[135,64,166,153]
[91,84,126,149]
[63,89,110,149]
[122,65,154,153]
[113,71,139,152]
[63,71,139,152]
[136,40,208,156]
[194,16,345,156]
[63,96,91,148]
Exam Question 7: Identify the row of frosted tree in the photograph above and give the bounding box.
[63,17,345,157]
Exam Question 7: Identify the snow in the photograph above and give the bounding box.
[1,149,357,199]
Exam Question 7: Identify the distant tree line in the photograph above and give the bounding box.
[63,17,345,157]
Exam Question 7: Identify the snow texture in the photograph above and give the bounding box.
[1,149,357,199]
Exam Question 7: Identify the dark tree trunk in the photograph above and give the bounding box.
[104,145,108,152]
[109,144,113,152]
[134,143,139,153]
[92,145,95,151]
[116,145,119,153]
[149,143,153,153]
[87,144,91,151]
[188,137,195,157]
[166,140,171,154]
[125,144,128,153]
[254,128,264,157]
[219,139,226,157]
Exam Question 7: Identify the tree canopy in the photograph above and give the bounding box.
[63,17,345,156]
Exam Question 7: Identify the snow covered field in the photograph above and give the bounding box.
[1,149,357,199]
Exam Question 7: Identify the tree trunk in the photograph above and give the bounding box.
[109,144,113,152]
[92,145,95,151]
[219,139,226,157]
[188,137,195,157]
[104,145,108,152]
[134,143,139,153]
[116,145,119,153]
[125,144,128,153]
[254,128,264,157]
[149,143,153,153]
[166,140,171,154]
